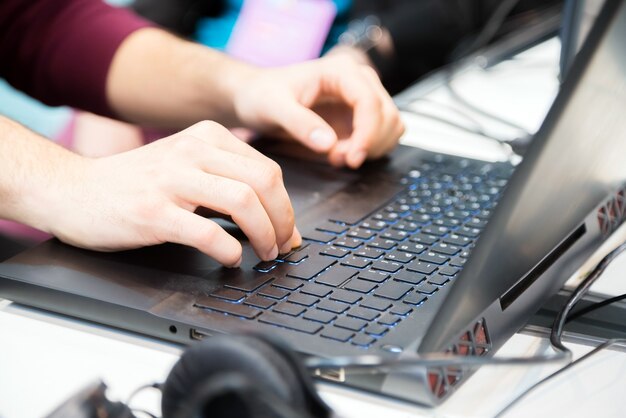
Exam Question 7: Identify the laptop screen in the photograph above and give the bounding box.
[423,0,626,351]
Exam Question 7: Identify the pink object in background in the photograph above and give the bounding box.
[227,0,337,67]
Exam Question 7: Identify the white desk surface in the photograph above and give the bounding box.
[2,37,626,418]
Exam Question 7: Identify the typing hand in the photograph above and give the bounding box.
[52,121,301,267]
[233,55,405,169]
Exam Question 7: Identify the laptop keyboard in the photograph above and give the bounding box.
[194,154,515,348]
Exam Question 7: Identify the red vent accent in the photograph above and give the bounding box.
[428,319,492,399]
[598,206,610,236]
[617,190,626,218]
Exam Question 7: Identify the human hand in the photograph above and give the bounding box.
[232,55,404,169]
[49,121,300,267]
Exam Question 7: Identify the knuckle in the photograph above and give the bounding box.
[257,159,283,190]
[230,183,257,209]
[171,134,203,157]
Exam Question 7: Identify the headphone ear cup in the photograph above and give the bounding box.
[161,334,312,418]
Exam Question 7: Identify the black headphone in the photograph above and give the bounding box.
[161,333,334,418]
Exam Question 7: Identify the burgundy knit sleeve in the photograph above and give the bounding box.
[0,0,152,117]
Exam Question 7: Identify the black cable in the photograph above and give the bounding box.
[494,241,626,417]
[126,382,163,413]
[566,293,626,324]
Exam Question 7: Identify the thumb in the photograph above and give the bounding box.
[268,98,338,153]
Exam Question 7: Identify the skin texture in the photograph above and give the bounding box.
[1,28,404,266]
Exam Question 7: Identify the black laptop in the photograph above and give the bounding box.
[1,0,625,406]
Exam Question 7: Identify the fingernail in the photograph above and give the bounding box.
[268,244,279,261]
[349,150,367,168]
[310,128,336,149]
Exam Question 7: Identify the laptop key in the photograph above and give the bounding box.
[209,288,246,302]
[397,242,426,255]
[421,225,449,236]
[378,314,401,326]
[347,228,376,240]
[303,230,336,243]
[449,257,467,267]
[300,283,333,298]
[258,285,290,300]
[428,274,449,286]
[288,293,319,307]
[285,255,335,280]
[340,256,372,269]
[314,264,357,287]
[419,252,450,265]
[432,243,461,256]
[351,334,376,347]
[224,274,273,293]
[406,261,437,275]
[371,260,403,273]
[390,304,413,316]
[442,234,472,247]
[344,279,377,294]
[360,219,387,231]
[280,244,311,263]
[253,260,279,273]
[360,297,392,312]
[358,270,390,283]
[456,226,481,238]
[272,277,304,291]
[410,233,438,245]
[373,282,413,300]
[403,292,427,306]
[320,246,350,258]
[416,283,439,295]
[259,312,322,334]
[244,295,277,309]
[329,289,363,304]
[333,238,363,249]
[381,230,409,241]
[321,327,354,342]
[367,238,397,250]
[364,323,389,336]
[195,297,261,320]
[317,221,348,234]
[335,317,367,332]
[347,306,380,321]
[393,270,426,285]
[303,309,336,324]
[354,247,384,259]
[317,299,350,314]
[384,250,416,264]
[439,266,461,276]
[273,302,306,317]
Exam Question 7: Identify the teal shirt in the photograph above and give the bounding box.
[195,0,351,53]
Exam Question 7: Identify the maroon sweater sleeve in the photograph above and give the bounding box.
[0,0,152,117]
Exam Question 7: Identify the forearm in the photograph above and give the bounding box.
[0,117,84,232]
[106,28,256,129]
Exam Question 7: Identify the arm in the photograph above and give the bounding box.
[107,28,403,168]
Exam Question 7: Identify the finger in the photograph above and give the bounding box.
[262,96,339,153]
[280,225,302,254]
[160,207,243,267]
[185,144,295,251]
[319,61,384,168]
[178,172,279,261]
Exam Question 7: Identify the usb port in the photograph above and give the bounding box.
[314,368,345,383]
[190,329,211,341]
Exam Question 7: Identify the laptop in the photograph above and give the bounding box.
[1,0,625,406]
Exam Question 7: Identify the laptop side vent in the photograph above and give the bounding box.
[597,186,626,237]
[427,319,491,399]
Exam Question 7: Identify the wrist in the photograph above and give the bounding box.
[186,44,258,127]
